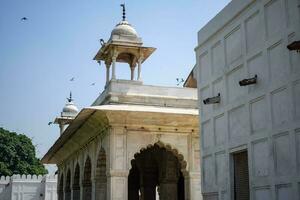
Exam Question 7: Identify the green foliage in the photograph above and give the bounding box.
[0,127,48,176]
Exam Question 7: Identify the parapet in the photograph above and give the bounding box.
[92,79,198,109]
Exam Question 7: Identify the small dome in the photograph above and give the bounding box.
[62,102,79,114]
[61,93,79,118]
[111,21,138,38]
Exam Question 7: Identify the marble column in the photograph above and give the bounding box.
[130,65,136,80]
[112,56,117,80]
[105,63,110,86]
[137,57,143,81]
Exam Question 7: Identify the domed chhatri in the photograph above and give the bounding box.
[110,20,139,41]
[109,4,141,45]
[94,4,155,84]
[111,21,138,37]
[54,92,79,135]
[61,93,79,118]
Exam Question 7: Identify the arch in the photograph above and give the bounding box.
[132,141,188,174]
[82,156,92,200]
[128,142,187,200]
[95,147,107,200]
[72,163,80,200]
[65,169,71,200]
[58,173,64,200]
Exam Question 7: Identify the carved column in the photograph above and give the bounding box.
[130,64,136,80]
[111,52,118,80]
[137,56,143,81]
[105,62,111,86]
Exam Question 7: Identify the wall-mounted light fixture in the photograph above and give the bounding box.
[287,41,300,52]
[203,93,220,104]
[239,75,257,86]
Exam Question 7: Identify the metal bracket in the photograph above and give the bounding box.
[287,41,300,53]
[203,93,221,104]
[239,75,257,86]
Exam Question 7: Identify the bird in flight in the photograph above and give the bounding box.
[69,77,75,81]
[176,78,184,86]
[90,83,96,86]
[21,17,28,21]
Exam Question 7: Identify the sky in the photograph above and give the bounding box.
[0,0,230,173]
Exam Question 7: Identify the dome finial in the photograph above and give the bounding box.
[120,3,126,21]
[67,91,73,103]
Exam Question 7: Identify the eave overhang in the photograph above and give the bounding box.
[42,105,199,164]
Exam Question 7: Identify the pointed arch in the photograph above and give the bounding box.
[72,163,80,200]
[65,169,71,200]
[82,156,92,200]
[58,173,64,200]
[95,147,107,200]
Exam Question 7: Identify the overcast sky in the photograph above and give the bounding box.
[0,0,230,173]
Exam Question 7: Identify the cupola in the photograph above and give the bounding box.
[94,4,156,86]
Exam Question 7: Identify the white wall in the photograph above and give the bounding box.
[196,0,300,199]
[0,175,57,200]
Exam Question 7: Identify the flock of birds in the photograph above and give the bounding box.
[69,77,96,87]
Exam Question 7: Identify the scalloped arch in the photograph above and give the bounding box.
[132,141,188,173]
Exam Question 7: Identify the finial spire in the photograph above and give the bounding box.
[67,92,73,102]
[120,3,126,21]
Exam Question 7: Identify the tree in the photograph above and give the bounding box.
[0,127,48,176]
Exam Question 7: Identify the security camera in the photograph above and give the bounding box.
[203,93,221,105]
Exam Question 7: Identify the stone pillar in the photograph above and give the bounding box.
[137,57,143,81]
[59,124,65,135]
[112,56,117,80]
[130,65,135,80]
[105,63,110,86]
[107,171,128,200]
[187,172,201,200]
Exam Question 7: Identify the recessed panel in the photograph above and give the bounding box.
[213,78,225,109]
[202,120,213,149]
[252,139,269,177]
[199,52,210,84]
[203,155,214,188]
[286,0,298,27]
[265,0,284,38]
[225,27,242,65]
[227,66,246,103]
[194,149,200,171]
[254,187,271,200]
[250,97,268,133]
[246,11,263,53]
[276,184,292,200]
[274,133,292,176]
[201,87,212,118]
[293,81,300,120]
[212,41,225,75]
[296,130,300,172]
[214,114,226,145]
[229,105,248,139]
[268,42,288,84]
[115,134,125,170]
[248,54,267,91]
[271,88,290,126]
[216,152,226,186]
